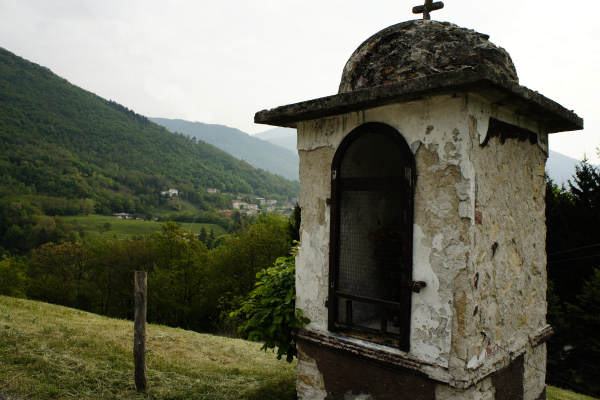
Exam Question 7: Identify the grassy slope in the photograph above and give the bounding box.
[548,387,599,400]
[0,296,595,400]
[0,296,295,400]
[62,215,226,241]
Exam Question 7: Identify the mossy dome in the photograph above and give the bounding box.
[339,20,518,93]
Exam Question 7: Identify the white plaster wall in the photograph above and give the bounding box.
[296,94,475,367]
[297,345,327,400]
[295,93,548,394]
[459,94,548,392]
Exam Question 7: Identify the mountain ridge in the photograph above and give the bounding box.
[151,118,299,181]
[254,127,297,152]
[0,46,298,216]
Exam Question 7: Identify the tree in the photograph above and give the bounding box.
[288,203,301,244]
[231,247,309,362]
[0,255,27,297]
[198,227,208,244]
[546,155,600,397]
[148,223,210,330]
[567,269,600,396]
[569,159,600,211]
[27,241,92,308]
[209,214,292,331]
[208,228,215,249]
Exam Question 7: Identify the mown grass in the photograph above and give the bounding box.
[549,386,599,400]
[63,214,226,241]
[0,296,596,400]
[0,296,295,399]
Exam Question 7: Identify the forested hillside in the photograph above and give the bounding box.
[151,118,299,181]
[0,47,298,217]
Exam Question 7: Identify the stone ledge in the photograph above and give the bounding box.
[296,328,549,390]
[296,328,451,384]
[530,325,554,347]
[254,66,582,134]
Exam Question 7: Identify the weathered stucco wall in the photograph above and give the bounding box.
[295,92,548,399]
[296,94,475,368]
[459,94,548,398]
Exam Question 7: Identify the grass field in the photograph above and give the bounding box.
[62,215,226,241]
[0,296,295,399]
[0,296,596,400]
[548,387,599,400]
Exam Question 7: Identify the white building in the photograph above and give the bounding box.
[254,18,582,400]
[160,188,179,198]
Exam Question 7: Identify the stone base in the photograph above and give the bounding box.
[297,341,435,400]
[297,338,546,400]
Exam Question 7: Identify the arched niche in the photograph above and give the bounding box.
[328,122,416,351]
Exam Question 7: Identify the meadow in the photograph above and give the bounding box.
[0,296,295,399]
[62,214,226,241]
[0,296,596,400]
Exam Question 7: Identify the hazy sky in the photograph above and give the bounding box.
[1,0,598,163]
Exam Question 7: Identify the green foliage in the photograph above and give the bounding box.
[148,222,210,329]
[61,214,225,242]
[151,117,300,182]
[568,269,600,390]
[0,198,77,254]
[546,156,600,397]
[0,255,27,297]
[13,215,293,334]
[288,203,301,243]
[0,46,298,219]
[27,241,94,309]
[231,247,309,362]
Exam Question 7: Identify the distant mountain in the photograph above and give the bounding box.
[254,127,297,152]
[151,118,299,181]
[0,47,298,215]
[547,150,591,186]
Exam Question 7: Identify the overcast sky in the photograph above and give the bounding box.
[1,0,598,163]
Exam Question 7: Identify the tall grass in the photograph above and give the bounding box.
[0,296,295,399]
[0,296,596,400]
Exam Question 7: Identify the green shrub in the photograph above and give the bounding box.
[231,246,309,362]
[0,255,27,297]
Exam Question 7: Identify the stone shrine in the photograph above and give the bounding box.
[255,19,582,400]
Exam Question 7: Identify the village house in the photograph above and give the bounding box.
[160,188,179,198]
[112,212,131,219]
[231,200,245,210]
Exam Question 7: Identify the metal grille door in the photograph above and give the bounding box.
[329,123,415,350]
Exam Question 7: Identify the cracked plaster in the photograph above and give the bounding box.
[295,92,548,399]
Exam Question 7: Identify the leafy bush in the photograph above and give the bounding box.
[231,246,309,362]
[0,255,27,297]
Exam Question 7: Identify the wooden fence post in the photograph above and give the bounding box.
[134,271,147,392]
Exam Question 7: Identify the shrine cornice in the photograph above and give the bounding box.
[254,66,583,134]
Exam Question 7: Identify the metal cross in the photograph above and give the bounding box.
[412,0,444,20]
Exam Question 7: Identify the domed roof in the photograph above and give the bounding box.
[339,20,518,93]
